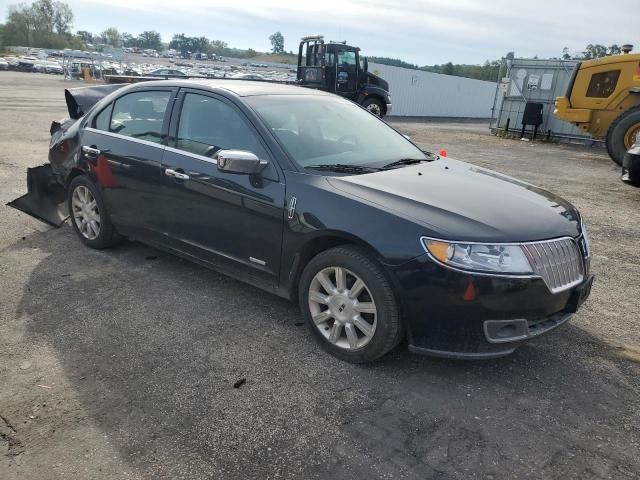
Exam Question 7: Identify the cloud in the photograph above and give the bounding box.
[5,0,637,64]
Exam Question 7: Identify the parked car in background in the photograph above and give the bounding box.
[9,80,594,363]
[230,72,265,80]
[144,68,187,77]
[33,61,63,74]
[0,58,9,71]
[45,63,64,75]
[15,57,38,72]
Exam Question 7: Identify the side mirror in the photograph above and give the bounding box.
[215,150,268,175]
[363,57,369,73]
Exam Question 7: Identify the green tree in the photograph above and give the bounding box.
[76,30,94,44]
[583,44,608,59]
[52,1,72,34]
[442,62,455,75]
[3,0,74,47]
[367,57,418,69]
[269,31,284,54]
[208,39,228,55]
[169,33,188,55]
[190,36,209,54]
[608,44,622,55]
[120,32,135,47]
[138,30,162,50]
[101,27,120,47]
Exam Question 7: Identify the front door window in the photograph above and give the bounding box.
[336,50,357,93]
[177,94,265,157]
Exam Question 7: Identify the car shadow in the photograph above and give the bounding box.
[8,226,640,479]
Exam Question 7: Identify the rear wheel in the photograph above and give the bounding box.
[362,97,384,117]
[606,106,640,166]
[68,175,120,249]
[299,246,402,363]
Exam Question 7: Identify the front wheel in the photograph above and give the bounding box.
[606,106,640,166]
[299,246,402,363]
[362,97,384,117]
[68,175,121,249]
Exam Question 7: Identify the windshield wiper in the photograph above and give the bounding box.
[381,158,430,169]
[305,164,380,173]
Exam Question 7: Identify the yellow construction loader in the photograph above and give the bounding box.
[554,46,640,165]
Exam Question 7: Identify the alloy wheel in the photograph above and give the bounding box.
[71,185,101,240]
[308,266,377,350]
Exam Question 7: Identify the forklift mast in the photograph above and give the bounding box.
[297,35,327,87]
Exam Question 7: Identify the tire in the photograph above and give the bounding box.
[298,246,402,363]
[362,97,384,117]
[68,175,121,249]
[606,106,640,166]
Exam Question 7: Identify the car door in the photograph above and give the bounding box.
[81,88,176,240]
[335,50,358,95]
[160,89,286,289]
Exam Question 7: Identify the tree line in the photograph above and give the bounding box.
[1,0,83,50]
[368,57,502,81]
[0,0,286,58]
[370,44,628,82]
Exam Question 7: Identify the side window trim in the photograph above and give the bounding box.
[92,102,114,130]
[84,126,168,150]
[164,145,218,164]
[170,88,279,164]
[100,88,177,145]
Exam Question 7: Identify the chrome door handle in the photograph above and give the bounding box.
[165,168,190,180]
[82,145,101,157]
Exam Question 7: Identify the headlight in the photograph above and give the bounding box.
[421,237,533,275]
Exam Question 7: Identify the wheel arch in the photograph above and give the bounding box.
[285,230,397,302]
[357,93,387,115]
[606,104,640,164]
[65,167,90,189]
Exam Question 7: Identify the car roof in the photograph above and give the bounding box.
[130,79,333,97]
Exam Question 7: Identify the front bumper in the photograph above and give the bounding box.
[389,254,593,359]
[553,96,592,124]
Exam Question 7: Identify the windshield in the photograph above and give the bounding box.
[246,95,426,169]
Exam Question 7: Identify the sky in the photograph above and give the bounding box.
[0,0,637,65]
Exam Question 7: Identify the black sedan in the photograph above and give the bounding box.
[10,80,593,362]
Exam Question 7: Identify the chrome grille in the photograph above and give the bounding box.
[521,238,584,294]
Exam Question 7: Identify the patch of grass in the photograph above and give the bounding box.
[249,53,298,65]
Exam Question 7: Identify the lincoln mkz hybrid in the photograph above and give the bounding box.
[10,80,593,362]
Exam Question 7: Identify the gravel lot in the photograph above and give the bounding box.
[1,71,639,480]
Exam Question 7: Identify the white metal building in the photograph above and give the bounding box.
[491,58,591,141]
[369,63,498,118]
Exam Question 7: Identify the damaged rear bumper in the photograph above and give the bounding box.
[7,164,69,227]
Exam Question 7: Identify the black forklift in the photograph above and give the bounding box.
[296,35,391,117]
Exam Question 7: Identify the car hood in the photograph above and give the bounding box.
[326,158,581,243]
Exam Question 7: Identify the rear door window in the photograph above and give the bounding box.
[109,91,171,143]
[93,103,112,131]
[586,70,621,98]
